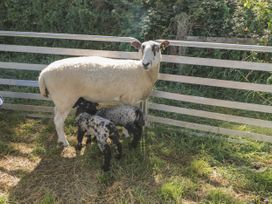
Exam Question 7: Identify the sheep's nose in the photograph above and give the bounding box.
[142,62,150,68]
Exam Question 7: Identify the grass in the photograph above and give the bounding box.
[39,192,58,204]
[0,110,272,203]
[159,176,197,202]
[203,188,243,204]
[0,195,7,204]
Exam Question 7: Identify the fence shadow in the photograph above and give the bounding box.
[8,146,100,203]
[7,116,156,204]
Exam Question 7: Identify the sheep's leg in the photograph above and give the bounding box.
[54,108,70,146]
[76,128,84,151]
[102,144,111,171]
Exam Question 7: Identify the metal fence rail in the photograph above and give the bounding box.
[0,44,139,59]
[152,90,272,114]
[147,116,272,143]
[1,30,272,143]
[157,39,272,52]
[0,30,138,42]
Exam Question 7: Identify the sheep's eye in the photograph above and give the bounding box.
[141,45,145,54]
[152,45,159,56]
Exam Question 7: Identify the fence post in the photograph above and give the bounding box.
[140,99,148,126]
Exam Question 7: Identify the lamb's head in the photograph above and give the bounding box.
[73,97,98,116]
[131,40,169,70]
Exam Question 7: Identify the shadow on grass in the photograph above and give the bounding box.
[6,113,158,204]
[8,148,101,203]
[0,110,56,156]
[2,111,271,203]
[0,111,36,157]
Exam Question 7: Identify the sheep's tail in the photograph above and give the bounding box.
[38,72,49,98]
[135,109,145,127]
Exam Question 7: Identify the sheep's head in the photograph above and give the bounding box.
[131,40,169,70]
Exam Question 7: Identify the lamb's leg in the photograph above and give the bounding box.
[85,129,92,145]
[102,144,111,171]
[111,133,122,160]
[126,123,142,148]
[134,125,143,148]
[115,140,122,160]
[86,135,92,145]
[76,128,84,151]
[54,108,70,146]
[122,128,130,138]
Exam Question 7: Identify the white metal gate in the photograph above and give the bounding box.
[1,31,272,142]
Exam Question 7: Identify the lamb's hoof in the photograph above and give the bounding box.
[115,154,122,160]
[75,144,82,151]
[86,138,91,144]
[128,142,137,149]
[102,165,110,172]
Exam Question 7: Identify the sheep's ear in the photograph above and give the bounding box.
[131,40,141,50]
[160,40,170,50]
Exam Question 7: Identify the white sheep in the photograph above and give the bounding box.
[38,40,169,146]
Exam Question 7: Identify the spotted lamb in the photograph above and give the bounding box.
[74,97,145,148]
[75,112,122,171]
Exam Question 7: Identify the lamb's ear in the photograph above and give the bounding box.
[131,40,141,50]
[160,40,170,50]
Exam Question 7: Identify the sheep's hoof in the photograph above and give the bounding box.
[57,142,69,148]
[57,139,70,147]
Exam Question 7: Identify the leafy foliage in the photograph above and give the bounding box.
[232,0,272,44]
[0,0,271,41]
